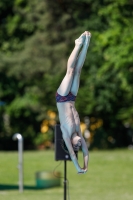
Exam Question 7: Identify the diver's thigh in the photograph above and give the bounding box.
[57,69,74,96]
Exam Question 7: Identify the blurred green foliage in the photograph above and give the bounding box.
[0,0,133,150]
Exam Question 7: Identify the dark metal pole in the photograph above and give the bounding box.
[64,160,67,200]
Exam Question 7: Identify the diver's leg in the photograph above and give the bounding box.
[57,33,85,96]
[70,31,91,96]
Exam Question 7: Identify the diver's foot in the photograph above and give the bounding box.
[85,31,91,37]
[85,31,91,46]
[75,32,86,47]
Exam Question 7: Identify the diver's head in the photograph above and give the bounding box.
[71,133,81,151]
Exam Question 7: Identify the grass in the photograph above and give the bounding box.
[0,149,133,200]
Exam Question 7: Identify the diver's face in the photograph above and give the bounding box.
[72,136,81,151]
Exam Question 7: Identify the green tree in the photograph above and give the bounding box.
[76,0,133,148]
[0,0,133,149]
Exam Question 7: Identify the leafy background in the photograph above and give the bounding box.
[0,0,133,150]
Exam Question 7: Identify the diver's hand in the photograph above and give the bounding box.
[77,168,87,174]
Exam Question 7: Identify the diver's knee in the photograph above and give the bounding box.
[74,68,81,76]
[66,68,75,75]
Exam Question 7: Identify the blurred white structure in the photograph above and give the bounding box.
[12,133,23,192]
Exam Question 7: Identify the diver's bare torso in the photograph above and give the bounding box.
[57,101,80,137]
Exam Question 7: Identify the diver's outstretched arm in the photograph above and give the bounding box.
[61,126,86,173]
[81,135,89,171]
[77,129,89,172]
